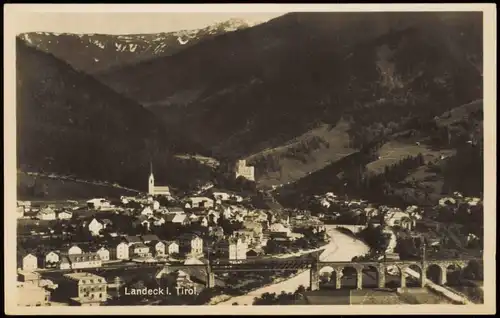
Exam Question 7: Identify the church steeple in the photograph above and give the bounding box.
[148,160,155,195]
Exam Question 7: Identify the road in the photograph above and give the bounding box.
[215,227,370,305]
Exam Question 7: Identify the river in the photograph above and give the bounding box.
[216,226,370,305]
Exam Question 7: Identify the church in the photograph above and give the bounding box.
[148,164,171,196]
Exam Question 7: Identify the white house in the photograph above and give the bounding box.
[165,241,180,255]
[141,206,154,216]
[130,243,150,258]
[96,247,110,261]
[44,251,60,267]
[22,254,38,271]
[68,245,83,255]
[57,211,73,220]
[68,253,102,269]
[199,217,208,227]
[384,210,414,230]
[179,234,203,256]
[165,213,189,225]
[188,197,214,209]
[152,241,166,256]
[152,201,160,211]
[87,198,111,210]
[216,236,248,261]
[37,207,56,221]
[88,218,104,236]
[116,242,130,260]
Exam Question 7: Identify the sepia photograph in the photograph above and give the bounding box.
[4,3,496,315]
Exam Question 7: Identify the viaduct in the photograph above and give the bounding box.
[157,254,482,291]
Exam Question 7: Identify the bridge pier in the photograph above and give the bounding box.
[335,271,341,289]
[206,265,215,288]
[356,270,363,290]
[310,267,319,291]
[377,269,386,289]
[439,266,447,285]
[400,272,406,288]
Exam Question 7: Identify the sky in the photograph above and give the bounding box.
[12,11,286,35]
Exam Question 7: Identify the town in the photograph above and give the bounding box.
[16,159,484,306]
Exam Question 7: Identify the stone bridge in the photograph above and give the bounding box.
[311,259,482,291]
[157,257,482,290]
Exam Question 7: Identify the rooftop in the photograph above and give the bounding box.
[64,272,106,283]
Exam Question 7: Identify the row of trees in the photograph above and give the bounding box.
[252,285,307,305]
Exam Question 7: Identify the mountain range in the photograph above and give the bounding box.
[16,12,483,203]
[18,18,255,74]
[16,38,212,192]
[95,12,482,187]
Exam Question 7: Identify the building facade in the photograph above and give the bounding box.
[235,160,255,181]
[61,272,107,306]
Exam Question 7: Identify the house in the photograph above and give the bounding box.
[58,211,73,220]
[188,197,214,209]
[87,198,111,210]
[60,272,107,306]
[37,207,56,221]
[16,206,25,219]
[123,235,142,246]
[179,234,203,256]
[44,251,60,268]
[68,245,83,255]
[165,213,190,226]
[88,218,104,236]
[96,247,110,262]
[130,243,150,258]
[140,206,154,216]
[384,210,414,230]
[269,223,292,237]
[208,226,225,239]
[58,255,71,269]
[159,270,194,290]
[16,281,52,307]
[152,201,160,211]
[66,253,102,269]
[216,235,248,261]
[101,219,113,228]
[167,207,185,214]
[152,216,165,226]
[165,241,180,255]
[22,253,38,271]
[212,190,232,201]
[116,242,130,260]
[199,216,209,227]
[141,234,160,244]
[151,241,166,256]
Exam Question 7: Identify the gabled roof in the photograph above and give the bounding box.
[141,234,160,242]
[123,235,142,243]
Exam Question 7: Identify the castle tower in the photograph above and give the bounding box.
[148,161,155,195]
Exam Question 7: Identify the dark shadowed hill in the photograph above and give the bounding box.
[16,38,212,192]
[96,12,483,187]
[17,18,255,74]
[276,99,484,209]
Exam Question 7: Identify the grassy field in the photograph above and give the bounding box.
[365,141,456,175]
[247,119,357,188]
[17,171,140,201]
